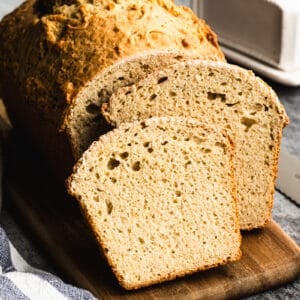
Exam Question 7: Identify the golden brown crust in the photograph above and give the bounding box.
[0,0,225,177]
[0,0,225,113]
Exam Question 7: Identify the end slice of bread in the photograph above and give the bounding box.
[64,50,202,159]
[67,116,241,290]
[102,60,289,230]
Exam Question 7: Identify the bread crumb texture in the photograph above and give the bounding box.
[68,117,241,290]
[103,60,289,230]
[68,50,202,158]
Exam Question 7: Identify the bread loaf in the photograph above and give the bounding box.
[102,60,289,230]
[67,116,241,290]
[66,50,201,159]
[0,0,225,178]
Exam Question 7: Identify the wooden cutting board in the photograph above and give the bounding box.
[3,133,300,300]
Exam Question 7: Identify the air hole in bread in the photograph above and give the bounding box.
[114,46,120,55]
[143,141,150,148]
[110,177,117,183]
[181,38,190,48]
[125,90,132,95]
[117,76,125,81]
[157,126,167,131]
[120,152,129,159]
[207,92,226,101]
[104,4,114,10]
[185,161,192,168]
[157,76,168,84]
[225,101,240,107]
[169,91,177,97]
[112,25,119,32]
[105,200,113,214]
[241,117,257,132]
[138,237,145,244]
[215,142,226,149]
[175,191,182,197]
[201,148,212,154]
[161,141,168,146]
[86,103,100,114]
[107,158,120,170]
[150,94,157,101]
[140,121,148,129]
[193,136,207,144]
[132,161,141,171]
[148,148,153,153]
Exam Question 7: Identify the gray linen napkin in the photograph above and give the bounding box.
[0,101,96,300]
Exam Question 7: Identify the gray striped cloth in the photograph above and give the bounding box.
[0,145,96,299]
[0,228,97,300]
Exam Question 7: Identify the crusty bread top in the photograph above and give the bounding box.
[0,0,224,128]
[67,116,241,290]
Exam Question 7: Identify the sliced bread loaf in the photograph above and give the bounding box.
[67,116,241,290]
[0,0,225,179]
[102,60,289,230]
[65,50,200,159]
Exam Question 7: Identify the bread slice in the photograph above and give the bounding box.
[65,50,201,159]
[67,116,241,290]
[102,60,289,230]
[0,0,225,179]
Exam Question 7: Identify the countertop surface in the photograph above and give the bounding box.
[0,1,299,299]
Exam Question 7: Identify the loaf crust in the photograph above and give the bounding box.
[67,116,241,290]
[0,0,225,178]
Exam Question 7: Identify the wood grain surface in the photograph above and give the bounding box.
[3,132,300,299]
